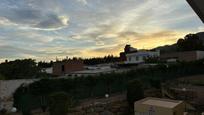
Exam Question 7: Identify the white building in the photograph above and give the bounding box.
[125,50,160,64]
[68,64,116,77]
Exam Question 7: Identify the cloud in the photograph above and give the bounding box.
[0,44,83,61]
[0,17,18,26]
[91,44,124,54]
[0,45,41,58]
[130,31,186,49]
[0,0,69,30]
[34,14,69,30]
[0,0,202,61]
[198,26,204,32]
[77,0,88,5]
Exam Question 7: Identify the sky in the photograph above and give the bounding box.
[0,0,203,62]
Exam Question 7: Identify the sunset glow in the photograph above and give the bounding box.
[0,0,203,62]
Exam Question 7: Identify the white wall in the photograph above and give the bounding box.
[0,79,38,110]
[125,51,160,64]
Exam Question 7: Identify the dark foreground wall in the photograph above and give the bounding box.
[187,0,204,23]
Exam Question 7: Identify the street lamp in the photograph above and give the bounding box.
[105,94,109,110]
[11,107,17,113]
[105,94,109,98]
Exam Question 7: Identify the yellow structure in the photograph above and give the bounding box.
[134,97,185,115]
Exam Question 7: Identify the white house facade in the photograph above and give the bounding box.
[125,50,160,64]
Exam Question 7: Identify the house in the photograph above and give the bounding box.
[134,97,185,115]
[69,64,116,77]
[120,45,160,64]
[161,51,204,62]
[52,60,84,76]
[69,68,116,77]
[125,50,160,64]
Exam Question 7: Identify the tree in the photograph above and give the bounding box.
[21,94,32,115]
[38,61,53,68]
[49,92,70,115]
[101,74,115,95]
[85,76,97,97]
[0,59,40,79]
[127,80,144,108]
[83,55,120,65]
[177,38,185,51]
[177,34,204,51]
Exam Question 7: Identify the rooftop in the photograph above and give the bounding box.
[71,68,115,74]
[135,97,183,109]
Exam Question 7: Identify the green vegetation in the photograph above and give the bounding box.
[38,61,53,68]
[177,34,204,51]
[0,73,5,80]
[49,92,70,115]
[0,59,39,79]
[127,80,144,108]
[83,55,120,65]
[0,59,52,79]
[13,59,204,113]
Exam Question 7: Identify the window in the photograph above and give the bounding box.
[136,56,139,61]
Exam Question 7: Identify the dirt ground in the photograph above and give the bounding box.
[177,74,204,82]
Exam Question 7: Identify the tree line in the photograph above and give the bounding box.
[0,55,120,80]
[0,59,40,80]
[177,33,204,51]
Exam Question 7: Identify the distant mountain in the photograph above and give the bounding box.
[153,32,204,53]
[153,44,177,53]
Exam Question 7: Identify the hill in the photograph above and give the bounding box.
[153,32,204,53]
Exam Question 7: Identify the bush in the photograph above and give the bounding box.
[127,80,144,109]
[0,73,5,80]
[150,79,161,89]
[0,108,7,114]
[49,92,70,115]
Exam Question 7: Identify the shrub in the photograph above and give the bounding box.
[49,92,70,115]
[0,73,5,80]
[127,80,144,108]
[0,108,7,114]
